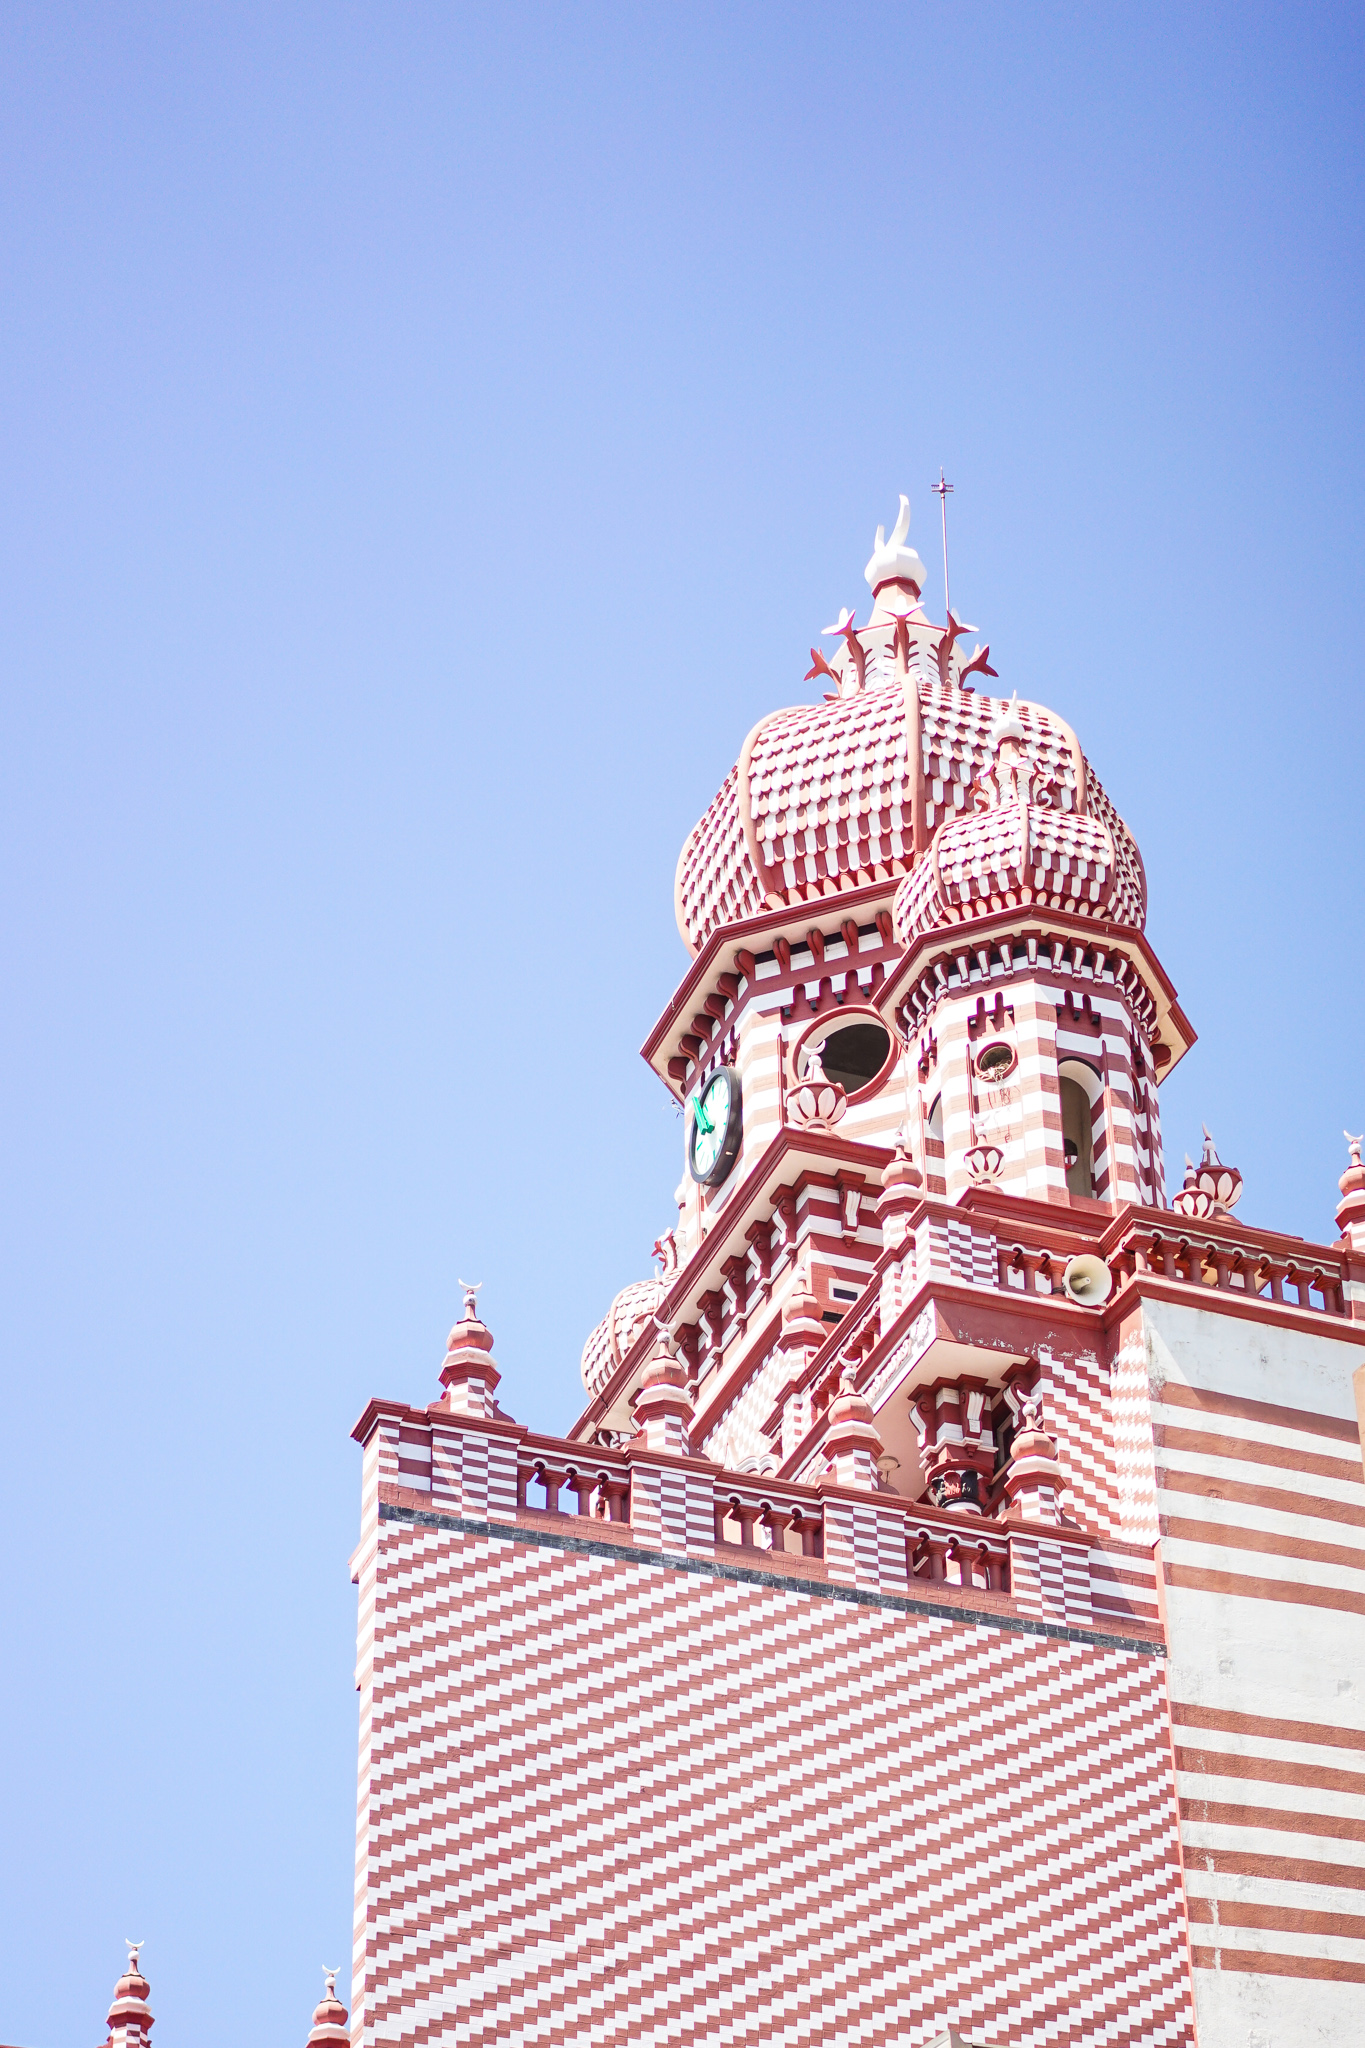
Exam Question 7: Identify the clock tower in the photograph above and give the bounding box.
[350,500,1365,2048]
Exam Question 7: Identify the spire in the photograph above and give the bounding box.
[306,1970,351,2048]
[439,1281,502,1416]
[105,1944,154,2048]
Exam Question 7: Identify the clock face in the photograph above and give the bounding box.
[688,1069,742,1186]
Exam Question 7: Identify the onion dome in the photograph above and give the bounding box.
[893,694,1145,943]
[105,1946,154,2048]
[673,502,1142,955]
[306,1971,350,2048]
[580,1277,664,1398]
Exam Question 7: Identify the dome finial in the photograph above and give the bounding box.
[990,691,1025,748]
[864,495,928,612]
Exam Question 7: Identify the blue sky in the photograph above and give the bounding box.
[1,5,1362,2043]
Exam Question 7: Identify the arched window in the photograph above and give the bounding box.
[1058,1059,1102,1200]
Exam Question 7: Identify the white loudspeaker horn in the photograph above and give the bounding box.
[1062,1253,1113,1307]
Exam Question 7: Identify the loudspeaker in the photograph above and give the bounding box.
[1062,1252,1113,1307]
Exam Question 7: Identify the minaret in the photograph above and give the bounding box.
[104,1945,153,2048]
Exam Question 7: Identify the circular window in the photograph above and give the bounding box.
[807,1020,892,1095]
[975,1040,1017,1081]
[818,1019,892,1097]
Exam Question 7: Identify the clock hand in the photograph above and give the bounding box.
[690,1091,714,1136]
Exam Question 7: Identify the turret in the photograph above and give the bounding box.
[439,1281,501,1416]
[104,1946,153,2048]
[305,1971,350,2048]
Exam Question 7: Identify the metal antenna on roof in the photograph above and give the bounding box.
[932,469,954,620]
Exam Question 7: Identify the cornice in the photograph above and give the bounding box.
[876,906,1196,1075]
[641,877,900,1094]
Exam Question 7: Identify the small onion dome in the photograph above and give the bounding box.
[1002,1397,1066,1523]
[439,1282,501,1414]
[106,1948,154,2048]
[1337,1132,1365,1240]
[895,796,1136,943]
[580,1278,664,1398]
[306,1973,350,2048]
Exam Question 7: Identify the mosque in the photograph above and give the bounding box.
[96,502,1365,2048]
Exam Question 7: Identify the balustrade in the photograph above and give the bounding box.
[508,1443,1023,1600]
[907,1526,1008,1592]
[1129,1231,1347,1317]
[518,1451,631,1522]
[714,1491,823,1557]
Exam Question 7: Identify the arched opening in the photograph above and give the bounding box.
[1058,1060,1102,1200]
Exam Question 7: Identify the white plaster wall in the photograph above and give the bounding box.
[1142,1298,1365,2048]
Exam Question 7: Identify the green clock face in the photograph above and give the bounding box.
[688,1069,742,1186]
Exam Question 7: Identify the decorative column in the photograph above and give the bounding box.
[439,1281,501,1416]
[627,1325,713,1556]
[631,1332,696,1455]
[1000,1394,1065,1523]
[105,1946,154,2048]
[1001,1396,1091,1626]
[876,1133,922,1252]
[1336,1136,1365,1350]
[777,1261,826,1461]
[306,1973,350,2048]
[822,1367,886,1490]
[432,1284,520,1520]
